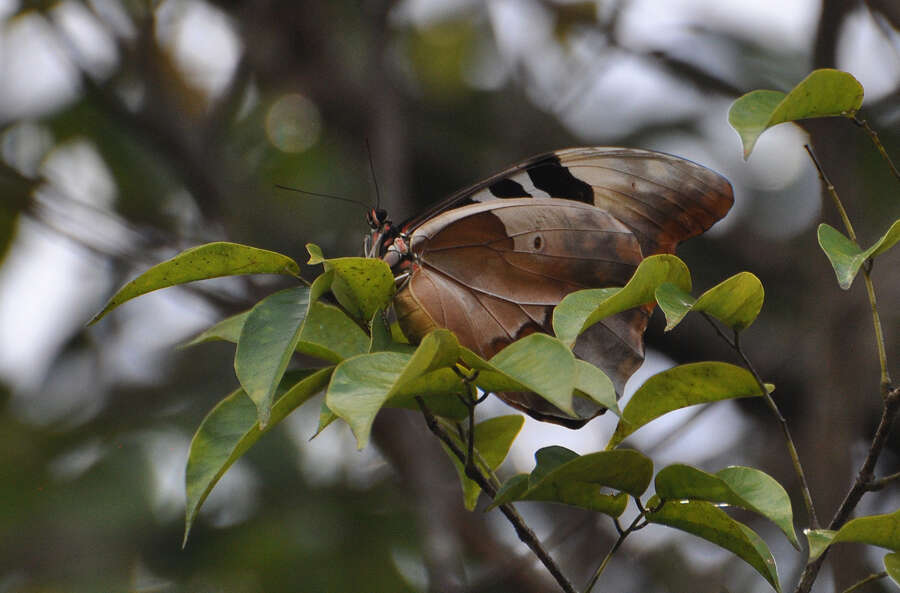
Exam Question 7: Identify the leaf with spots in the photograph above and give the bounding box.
[90,242,299,324]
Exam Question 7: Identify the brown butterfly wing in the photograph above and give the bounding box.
[557,148,734,254]
[390,148,734,427]
[408,147,733,256]
[393,198,645,425]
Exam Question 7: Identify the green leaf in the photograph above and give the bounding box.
[182,311,250,347]
[553,254,691,347]
[574,359,619,416]
[326,352,410,449]
[313,401,338,438]
[492,475,529,507]
[89,242,300,324]
[648,500,781,591]
[306,243,325,265]
[871,220,900,258]
[655,464,799,549]
[717,467,799,549]
[307,245,394,321]
[368,309,393,352]
[805,529,836,562]
[462,334,577,417]
[326,330,461,448]
[182,271,341,354]
[490,446,652,515]
[183,368,331,545]
[656,272,764,332]
[808,508,900,562]
[818,224,861,289]
[235,286,311,426]
[654,283,695,331]
[608,362,769,448]
[530,445,580,482]
[728,91,784,159]
[297,301,370,362]
[443,415,525,510]
[181,300,368,365]
[818,220,900,289]
[488,334,576,415]
[728,69,864,158]
[307,247,394,322]
[884,552,900,587]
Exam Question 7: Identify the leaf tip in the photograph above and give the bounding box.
[306,243,325,265]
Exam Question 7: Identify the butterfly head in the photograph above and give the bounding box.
[365,207,392,259]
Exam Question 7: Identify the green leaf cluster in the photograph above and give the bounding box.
[89,237,788,566]
[89,68,897,593]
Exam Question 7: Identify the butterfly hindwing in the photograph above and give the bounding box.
[393,198,646,425]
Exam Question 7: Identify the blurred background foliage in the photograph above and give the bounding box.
[0,0,897,592]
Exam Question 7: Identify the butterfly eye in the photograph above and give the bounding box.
[532,235,543,250]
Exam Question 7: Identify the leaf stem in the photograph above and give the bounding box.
[841,571,888,593]
[701,313,819,528]
[415,397,577,593]
[852,115,900,183]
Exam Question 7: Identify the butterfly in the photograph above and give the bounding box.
[366,147,734,427]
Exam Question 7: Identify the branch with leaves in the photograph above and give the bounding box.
[85,68,897,593]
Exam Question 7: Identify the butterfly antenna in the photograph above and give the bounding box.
[274,184,369,211]
[365,138,383,211]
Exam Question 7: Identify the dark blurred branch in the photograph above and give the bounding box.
[813,0,858,68]
[204,53,253,144]
[865,0,900,30]
[645,50,744,96]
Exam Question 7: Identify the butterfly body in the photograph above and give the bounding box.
[369,147,734,427]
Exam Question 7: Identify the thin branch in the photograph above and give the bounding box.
[853,116,900,183]
[414,397,577,593]
[804,145,856,240]
[792,144,899,592]
[841,571,888,593]
[862,264,892,396]
[701,313,819,528]
[867,470,900,491]
[582,510,645,593]
[805,145,892,394]
[795,387,900,593]
[465,385,477,474]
